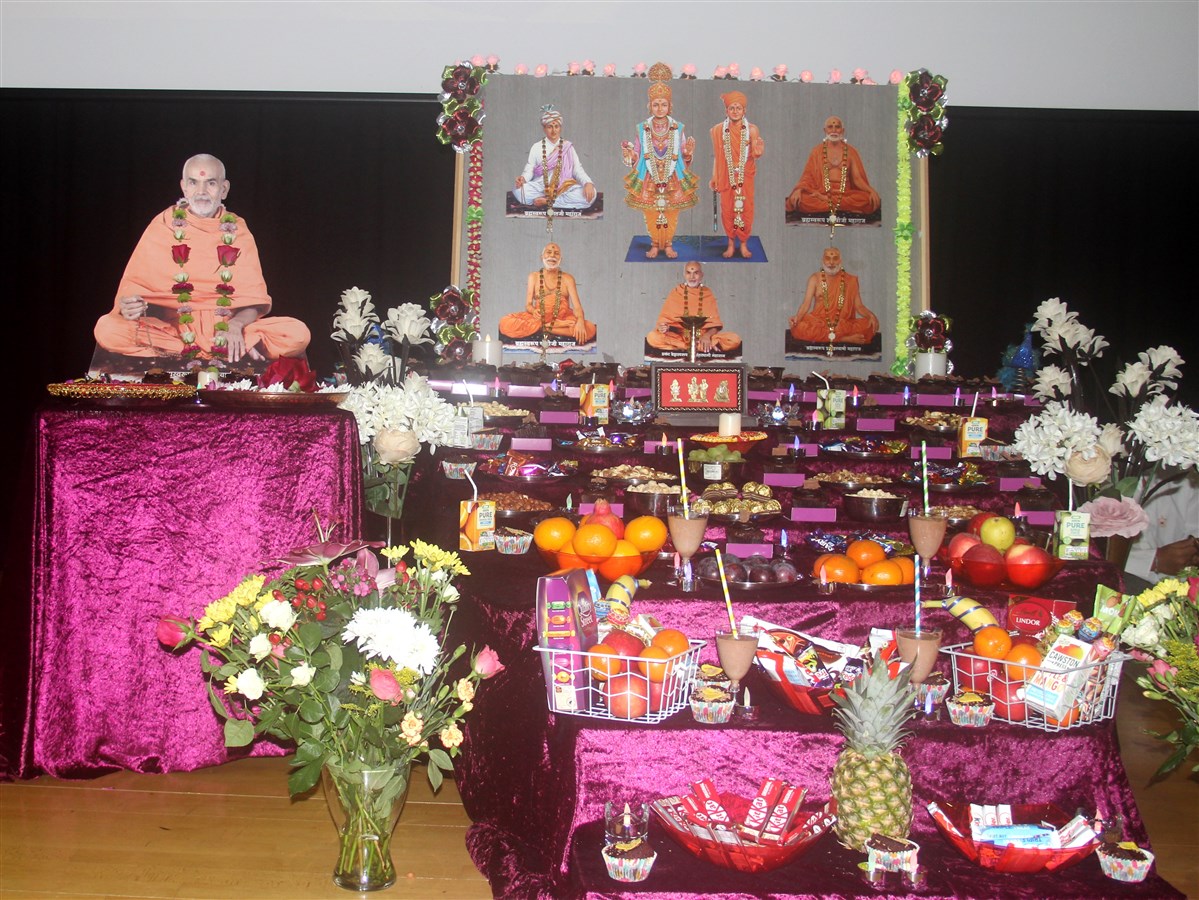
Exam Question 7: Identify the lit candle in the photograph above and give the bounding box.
[852,385,859,407]
[811,409,819,429]
[780,529,789,550]
[1014,502,1022,518]
[954,387,961,406]
[718,412,741,437]
[903,385,911,405]
[945,568,954,594]
[991,386,998,406]
[792,436,799,454]
[494,376,501,396]
[820,565,828,587]
[925,688,935,716]
[788,383,795,402]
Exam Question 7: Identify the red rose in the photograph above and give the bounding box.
[171,244,190,265]
[216,245,241,266]
[259,358,318,392]
[909,71,946,112]
[909,114,944,152]
[156,615,192,649]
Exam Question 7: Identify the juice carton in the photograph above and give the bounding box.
[815,389,846,430]
[1053,510,1090,560]
[459,499,495,551]
[580,383,610,425]
[536,569,602,713]
[1025,634,1096,719]
[956,417,988,458]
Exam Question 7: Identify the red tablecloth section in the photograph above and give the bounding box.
[1,402,363,779]
[449,551,1181,899]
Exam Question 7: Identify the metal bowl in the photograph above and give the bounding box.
[843,493,909,522]
[623,487,681,518]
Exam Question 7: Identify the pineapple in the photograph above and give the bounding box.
[829,658,917,851]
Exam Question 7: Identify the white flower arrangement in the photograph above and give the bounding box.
[338,374,455,449]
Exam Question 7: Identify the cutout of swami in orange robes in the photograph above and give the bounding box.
[498,243,596,345]
[709,91,764,259]
[785,116,880,221]
[646,262,741,356]
[789,248,878,345]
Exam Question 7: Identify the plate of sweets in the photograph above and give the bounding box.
[809,469,894,493]
[592,463,678,484]
[48,373,195,405]
[900,461,993,492]
[901,411,963,434]
[819,436,908,459]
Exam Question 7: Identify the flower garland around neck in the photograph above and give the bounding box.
[537,268,563,331]
[170,200,241,361]
[540,137,565,206]
[722,119,750,230]
[681,283,706,317]
[820,140,849,226]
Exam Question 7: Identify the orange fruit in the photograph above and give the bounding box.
[573,523,619,564]
[533,516,576,553]
[597,539,643,581]
[1046,705,1081,728]
[1003,643,1043,681]
[588,643,624,681]
[819,554,860,584]
[846,539,888,570]
[891,555,916,584]
[811,553,835,579]
[651,628,690,658]
[556,537,587,571]
[860,559,904,585]
[637,645,674,683]
[972,626,1014,660]
[625,516,668,553]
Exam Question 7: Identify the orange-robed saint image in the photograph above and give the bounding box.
[709,91,764,259]
[785,116,881,224]
[93,154,310,369]
[788,247,879,345]
[645,262,741,358]
[498,242,597,346]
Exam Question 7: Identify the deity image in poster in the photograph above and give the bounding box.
[784,115,882,227]
[709,90,765,260]
[621,62,699,261]
[645,262,742,361]
[785,246,881,360]
[498,242,597,354]
[506,104,603,219]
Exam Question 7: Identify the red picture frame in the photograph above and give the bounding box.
[651,363,746,414]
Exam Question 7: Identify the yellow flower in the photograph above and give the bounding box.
[207,623,233,648]
[400,711,424,746]
[223,675,238,694]
[201,596,238,627]
[439,723,464,749]
[411,539,470,576]
[381,545,410,563]
[229,574,267,607]
[456,678,476,706]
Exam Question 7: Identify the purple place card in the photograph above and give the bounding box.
[579,502,623,517]
[763,472,805,488]
[910,446,953,460]
[792,507,837,523]
[624,387,651,399]
[1026,510,1057,527]
[726,543,774,558]
[799,443,820,456]
[427,379,453,392]
[747,390,778,402]
[855,418,895,432]
[540,411,579,424]
[510,437,552,452]
[1000,476,1043,492]
[917,393,958,407]
[872,393,906,406]
[506,384,544,398]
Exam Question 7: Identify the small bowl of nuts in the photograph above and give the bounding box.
[843,489,909,523]
[624,481,683,518]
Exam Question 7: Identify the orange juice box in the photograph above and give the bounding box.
[536,569,602,713]
[1025,634,1095,719]
[458,499,496,551]
[580,383,610,424]
[956,416,988,458]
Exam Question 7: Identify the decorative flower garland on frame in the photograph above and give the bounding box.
[170,201,240,361]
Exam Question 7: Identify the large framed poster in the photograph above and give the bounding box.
[445,64,937,378]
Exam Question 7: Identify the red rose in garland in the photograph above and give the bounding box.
[259,357,319,392]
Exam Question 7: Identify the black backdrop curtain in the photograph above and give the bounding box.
[1,90,1197,551]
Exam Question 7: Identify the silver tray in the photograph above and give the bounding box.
[820,446,908,460]
[698,574,803,592]
[490,470,578,485]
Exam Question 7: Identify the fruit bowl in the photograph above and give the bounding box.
[951,555,1064,591]
[539,547,657,577]
[927,801,1099,873]
[690,431,768,455]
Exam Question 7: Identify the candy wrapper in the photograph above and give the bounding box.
[805,529,910,557]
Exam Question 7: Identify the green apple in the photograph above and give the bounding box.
[979,515,1016,553]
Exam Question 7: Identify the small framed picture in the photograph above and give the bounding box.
[651,363,747,414]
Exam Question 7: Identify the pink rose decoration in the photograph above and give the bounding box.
[534,64,548,78]
[473,645,505,679]
[568,61,580,75]
[470,55,485,67]
[514,63,528,75]
[156,615,191,649]
[370,668,405,705]
[852,68,868,81]
[1077,496,1149,538]
[728,63,741,77]
[1188,577,1199,603]
[750,67,763,81]
[829,69,842,83]
[799,70,813,83]
[890,70,904,85]
[713,66,727,79]
[603,64,616,77]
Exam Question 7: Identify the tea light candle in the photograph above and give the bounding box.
[718,412,742,437]
[471,333,500,366]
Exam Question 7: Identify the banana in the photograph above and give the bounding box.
[605,576,650,605]
[922,594,1000,633]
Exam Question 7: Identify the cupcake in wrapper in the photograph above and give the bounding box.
[1098,842,1154,883]
[946,690,995,727]
[442,460,477,480]
[690,685,735,724]
[602,838,657,882]
[695,663,732,690]
[470,430,504,451]
[866,833,920,879]
[494,528,533,555]
[916,672,951,708]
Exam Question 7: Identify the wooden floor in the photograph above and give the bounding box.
[2,676,1195,899]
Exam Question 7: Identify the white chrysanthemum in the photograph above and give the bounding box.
[339,375,455,449]
[1031,297,1075,338]
[1139,345,1184,392]
[342,607,440,674]
[382,303,434,346]
[1110,361,1152,399]
[1032,364,1072,402]
[354,343,391,378]
[1127,397,1199,469]
[1012,401,1103,478]
[333,287,379,342]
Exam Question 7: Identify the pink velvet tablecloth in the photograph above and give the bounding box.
[449,552,1181,899]
[1,402,363,779]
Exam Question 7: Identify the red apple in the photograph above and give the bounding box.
[947,532,981,563]
[648,678,666,713]
[603,628,647,660]
[961,543,1007,587]
[954,655,997,692]
[1004,544,1057,589]
[968,512,999,535]
[991,678,1027,722]
[605,673,649,719]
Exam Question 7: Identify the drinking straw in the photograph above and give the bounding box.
[715,549,737,632]
[970,391,979,417]
[921,440,930,514]
[676,439,689,518]
[813,372,830,390]
[914,557,922,633]
[464,468,479,503]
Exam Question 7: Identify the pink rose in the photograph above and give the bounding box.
[156,615,192,649]
[603,64,616,77]
[1188,577,1199,603]
[370,668,405,705]
[473,645,505,679]
[373,428,419,465]
[514,63,528,75]
[890,70,904,85]
[799,70,813,83]
[829,69,842,83]
[713,66,727,79]
[1077,496,1149,538]
[1064,446,1111,487]
[534,64,548,78]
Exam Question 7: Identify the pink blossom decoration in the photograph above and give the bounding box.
[890,70,904,84]
[470,55,485,67]
[852,68,868,82]
[633,62,647,76]
[799,70,813,83]
[863,77,877,85]
[1188,577,1199,603]
[487,55,499,68]
[534,64,548,78]
[750,67,764,81]
[370,668,405,705]
[514,63,528,75]
[473,645,505,679]
[682,63,697,77]
[774,64,788,78]
[568,61,580,75]
[829,69,842,83]
[603,63,617,77]
[582,59,595,74]
[1077,495,1150,538]
[728,63,741,78]
[713,66,728,79]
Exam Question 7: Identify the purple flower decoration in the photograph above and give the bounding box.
[441,64,481,102]
[909,114,945,152]
[909,71,946,112]
[441,337,470,363]
[439,108,483,147]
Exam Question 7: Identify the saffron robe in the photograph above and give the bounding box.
[499,272,597,343]
[789,271,877,344]
[94,206,310,359]
[646,284,740,351]
[710,120,761,239]
[791,142,880,215]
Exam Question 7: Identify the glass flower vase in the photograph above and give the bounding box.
[322,761,411,892]
[361,447,415,545]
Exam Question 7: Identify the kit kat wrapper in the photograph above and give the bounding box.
[740,777,786,841]
[690,778,734,826]
[759,783,805,845]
